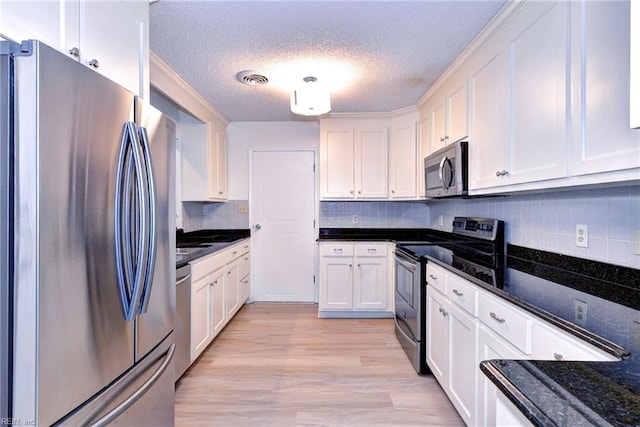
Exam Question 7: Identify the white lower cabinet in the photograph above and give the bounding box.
[318,242,392,317]
[477,326,528,427]
[426,264,618,426]
[426,285,478,427]
[189,240,250,362]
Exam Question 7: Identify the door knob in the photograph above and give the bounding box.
[254,224,262,230]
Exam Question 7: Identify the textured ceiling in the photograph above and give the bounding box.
[150,0,505,122]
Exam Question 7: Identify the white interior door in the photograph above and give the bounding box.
[251,150,316,302]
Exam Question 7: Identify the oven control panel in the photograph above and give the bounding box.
[452,217,503,241]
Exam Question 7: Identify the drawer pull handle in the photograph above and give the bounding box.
[334,249,343,253]
[438,307,448,316]
[429,274,438,280]
[232,250,238,255]
[452,289,463,296]
[367,248,377,252]
[244,257,249,261]
[489,312,505,323]
[553,353,564,361]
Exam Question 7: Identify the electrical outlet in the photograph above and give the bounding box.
[634,229,640,255]
[352,215,359,224]
[438,215,444,226]
[574,299,588,327]
[576,224,589,248]
[238,204,248,213]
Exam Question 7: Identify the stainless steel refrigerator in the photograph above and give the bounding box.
[0,40,176,426]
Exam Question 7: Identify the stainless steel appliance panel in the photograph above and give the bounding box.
[175,263,192,381]
[424,140,468,198]
[134,100,175,362]
[13,42,138,426]
[57,334,175,426]
[0,49,11,422]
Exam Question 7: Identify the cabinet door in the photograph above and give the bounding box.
[356,126,388,198]
[508,0,569,184]
[191,275,212,361]
[210,269,226,338]
[180,120,210,201]
[225,261,240,318]
[320,126,355,198]
[80,0,146,96]
[571,0,640,175]
[431,97,447,150]
[468,45,510,189]
[418,113,430,197]
[208,124,227,201]
[389,121,417,198]
[448,302,478,426]
[319,255,354,310]
[353,256,388,310]
[426,287,449,385]
[477,326,528,427]
[446,77,468,144]
[0,1,76,52]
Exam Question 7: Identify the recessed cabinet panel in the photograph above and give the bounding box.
[446,78,468,144]
[509,0,568,184]
[571,0,640,175]
[357,128,388,198]
[389,122,417,198]
[469,48,509,189]
[321,128,355,198]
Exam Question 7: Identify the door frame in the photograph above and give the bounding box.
[248,147,319,302]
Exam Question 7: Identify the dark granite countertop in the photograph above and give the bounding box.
[318,227,453,242]
[319,227,640,425]
[175,229,250,268]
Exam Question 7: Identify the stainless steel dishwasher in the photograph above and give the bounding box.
[175,263,192,381]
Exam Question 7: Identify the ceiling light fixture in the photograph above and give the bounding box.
[290,76,331,116]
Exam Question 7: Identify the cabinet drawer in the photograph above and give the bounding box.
[354,243,387,257]
[447,274,478,317]
[191,251,227,281]
[531,321,617,362]
[426,263,447,295]
[478,293,532,354]
[239,253,250,280]
[320,243,354,256]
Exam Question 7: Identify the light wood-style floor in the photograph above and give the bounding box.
[175,303,463,427]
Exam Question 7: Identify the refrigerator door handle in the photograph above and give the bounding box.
[115,122,149,321]
[115,122,136,316]
[137,126,157,314]
[88,343,175,427]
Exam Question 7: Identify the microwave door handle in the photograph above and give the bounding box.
[438,156,448,188]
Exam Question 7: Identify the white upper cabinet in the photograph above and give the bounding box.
[181,117,228,202]
[389,113,418,199]
[320,123,356,199]
[320,119,388,200]
[570,0,640,177]
[79,1,148,99]
[356,124,389,198]
[424,74,469,155]
[468,44,510,189]
[0,0,149,98]
[469,0,569,190]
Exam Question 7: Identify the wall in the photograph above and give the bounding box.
[319,201,430,228]
[227,121,320,199]
[428,185,640,269]
[181,121,320,231]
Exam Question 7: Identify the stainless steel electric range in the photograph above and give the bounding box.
[394,217,504,374]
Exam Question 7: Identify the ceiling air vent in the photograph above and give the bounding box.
[237,70,269,86]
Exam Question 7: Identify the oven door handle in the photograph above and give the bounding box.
[395,250,418,269]
[394,315,417,342]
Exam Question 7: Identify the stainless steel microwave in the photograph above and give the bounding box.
[424,140,468,198]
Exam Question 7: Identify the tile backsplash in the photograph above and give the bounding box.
[181,200,250,232]
[319,201,430,228]
[428,185,640,269]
